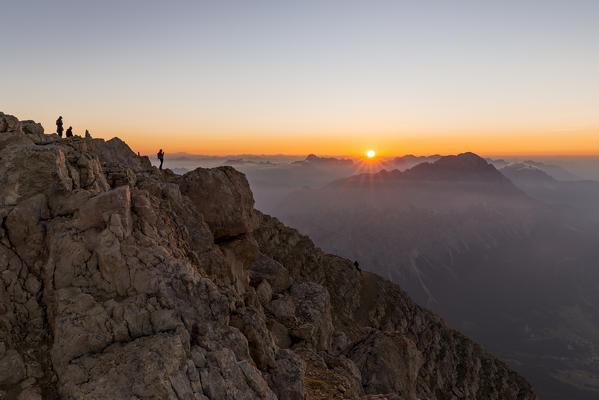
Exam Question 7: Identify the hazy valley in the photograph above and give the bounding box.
[247,153,599,400]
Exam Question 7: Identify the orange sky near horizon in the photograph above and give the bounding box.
[9,109,599,157]
[64,115,595,157]
[121,128,599,157]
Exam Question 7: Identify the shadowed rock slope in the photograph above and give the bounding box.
[0,111,537,399]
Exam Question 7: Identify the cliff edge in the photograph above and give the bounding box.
[0,112,537,399]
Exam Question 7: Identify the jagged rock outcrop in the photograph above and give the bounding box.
[0,111,538,400]
[0,112,21,133]
[21,120,44,135]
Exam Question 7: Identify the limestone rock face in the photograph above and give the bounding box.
[346,330,422,397]
[0,110,538,400]
[179,166,258,240]
[0,111,21,133]
[289,282,334,351]
[91,137,152,171]
[250,254,291,293]
[0,135,75,207]
[20,120,44,135]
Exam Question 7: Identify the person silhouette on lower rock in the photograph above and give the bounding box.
[157,149,164,170]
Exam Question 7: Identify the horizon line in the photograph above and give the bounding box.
[138,150,599,158]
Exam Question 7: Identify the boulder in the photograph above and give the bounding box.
[256,279,273,305]
[20,120,44,135]
[74,185,131,234]
[230,309,277,370]
[217,236,259,294]
[268,318,292,349]
[93,137,152,171]
[267,349,305,400]
[250,254,292,293]
[265,295,296,321]
[345,330,422,397]
[0,112,21,133]
[102,161,137,188]
[289,282,334,350]
[0,146,73,206]
[179,166,257,240]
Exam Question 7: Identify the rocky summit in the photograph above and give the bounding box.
[0,111,537,399]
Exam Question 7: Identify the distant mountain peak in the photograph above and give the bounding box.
[294,154,354,166]
[435,152,488,166]
[388,154,442,170]
[402,152,510,183]
[333,152,524,199]
[487,158,580,181]
[501,163,556,183]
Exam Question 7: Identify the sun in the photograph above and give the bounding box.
[366,150,376,158]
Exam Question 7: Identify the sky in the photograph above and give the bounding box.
[2,0,599,156]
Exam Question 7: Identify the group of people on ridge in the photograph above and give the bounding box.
[56,116,165,169]
[56,116,90,138]
[55,116,71,137]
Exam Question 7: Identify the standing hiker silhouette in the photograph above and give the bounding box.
[157,149,164,170]
[56,116,63,137]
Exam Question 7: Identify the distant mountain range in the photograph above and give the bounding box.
[489,158,581,181]
[500,162,599,218]
[271,152,599,400]
[500,162,557,183]
[292,153,354,166]
[384,154,442,170]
